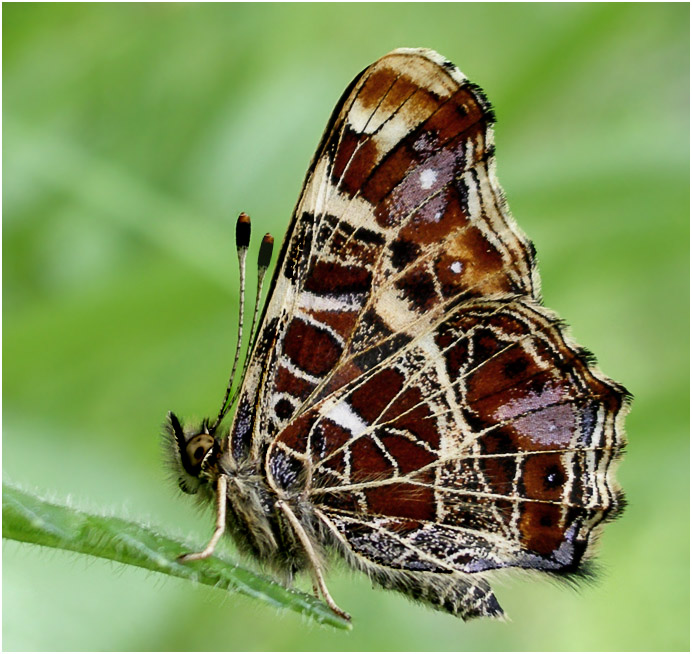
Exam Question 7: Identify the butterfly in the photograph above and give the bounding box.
[164,48,628,621]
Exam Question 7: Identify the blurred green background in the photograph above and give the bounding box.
[3,3,689,651]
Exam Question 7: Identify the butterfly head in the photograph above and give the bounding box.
[164,411,221,494]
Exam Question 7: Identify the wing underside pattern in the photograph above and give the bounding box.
[227,48,627,619]
[233,49,539,453]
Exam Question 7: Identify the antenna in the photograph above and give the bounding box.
[246,233,275,361]
[227,232,274,411]
[211,212,251,432]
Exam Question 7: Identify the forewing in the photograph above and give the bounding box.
[230,48,537,460]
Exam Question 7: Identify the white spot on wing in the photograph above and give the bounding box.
[450,261,463,274]
[419,168,438,190]
[297,291,363,312]
[325,401,367,436]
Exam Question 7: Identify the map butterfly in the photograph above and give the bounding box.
[164,48,629,620]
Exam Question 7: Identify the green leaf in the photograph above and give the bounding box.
[2,482,350,630]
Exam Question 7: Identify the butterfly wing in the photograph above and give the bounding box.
[273,298,626,618]
[231,48,539,461]
[230,48,628,619]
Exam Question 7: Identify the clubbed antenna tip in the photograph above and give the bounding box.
[258,233,274,270]
[236,212,251,249]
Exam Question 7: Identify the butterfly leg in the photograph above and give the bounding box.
[179,475,228,562]
[276,499,351,621]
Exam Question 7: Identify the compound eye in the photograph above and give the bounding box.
[185,433,215,468]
